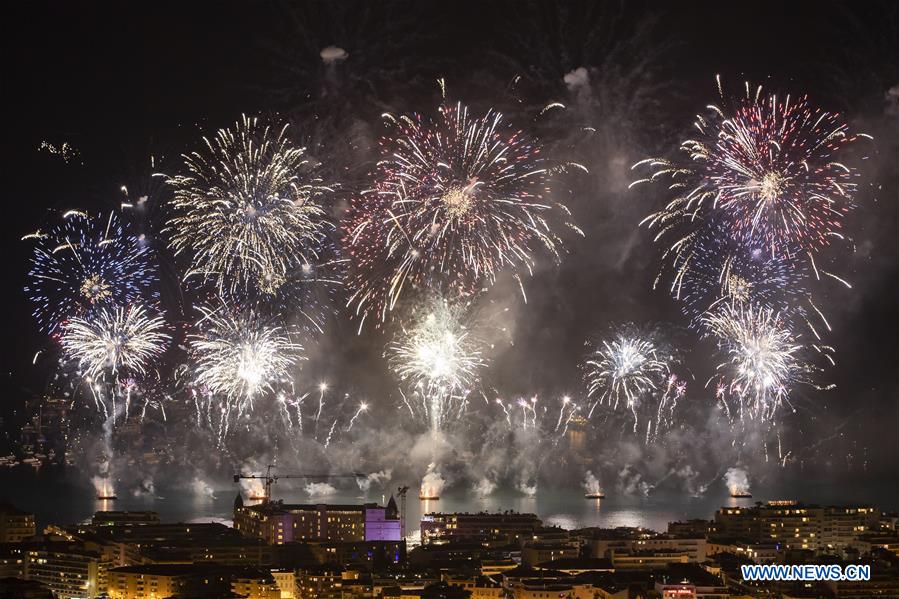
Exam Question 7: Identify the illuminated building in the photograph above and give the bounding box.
[420,511,542,544]
[706,539,780,563]
[610,551,690,569]
[308,540,405,570]
[25,542,105,599]
[0,501,36,542]
[506,578,597,599]
[667,520,713,537]
[579,528,707,563]
[521,540,581,566]
[233,499,400,545]
[849,531,899,556]
[654,580,697,599]
[57,517,272,567]
[106,563,229,598]
[296,567,343,599]
[441,574,504,599]
[230,568,282,598]
[0,544,27,579]
[713,502,879,551]
[270,567,296,598]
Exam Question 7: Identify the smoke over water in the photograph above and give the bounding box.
[356,469,392,494]
[725,467,751,496]
[305,482,338,497]
[475,477,497,497]
[191,478,215,499]
[420,463,445,499]
[583,470,602,495]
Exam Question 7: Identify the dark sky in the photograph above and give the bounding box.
[2,1,897,477]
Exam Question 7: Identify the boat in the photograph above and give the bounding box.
[730,492,752,498]
[584,492,605,499]
[97,494,118,501]
[419,494,440,501]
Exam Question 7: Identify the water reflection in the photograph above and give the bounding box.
[3,465,894,532]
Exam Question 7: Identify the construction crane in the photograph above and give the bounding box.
[233,464,365,502]
[396,485,410,538]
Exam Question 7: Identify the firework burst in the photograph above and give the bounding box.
[660,220,811,325]
[60,304,169,419]
[24,211,159,334]
[703,302,821,423]
[166,115,335,299]
[583,325,678,431]
[189,303,303,442]
[635,80,865,272]
[386,297,487,431]
[344,99,581,326]
[190,305,303,402]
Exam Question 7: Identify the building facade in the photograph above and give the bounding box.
[420,512,542,544]
[234,499,401,545]
[0,501,36,542]
[713,502,879,551]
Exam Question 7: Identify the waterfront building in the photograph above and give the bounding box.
[234,498,400,545]
[713,502,879,551]
[579,528,707,563]
[420,511,542,545]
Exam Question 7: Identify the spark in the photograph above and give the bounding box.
[190,304,303,404]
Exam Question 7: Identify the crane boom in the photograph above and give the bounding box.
[233,464,365,502]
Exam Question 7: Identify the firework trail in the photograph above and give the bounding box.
[474,393,581,498]
[493,394,582,440]
[346,401,368,431]
[644,373,687,445]
[24,211,159,334]
[60,304,169,421]
[634,79,866,280]
[274,383,368,448]
[386,297,487,432]
[703,302,824,423]
[583,325,675,427]
[189,303,303,443]
[344,98,581,327]
[166,115,336,302]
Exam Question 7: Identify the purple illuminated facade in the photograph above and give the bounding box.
[233,496,401,544]
[364,498,401,541]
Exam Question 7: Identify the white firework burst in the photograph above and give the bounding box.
[166,115,334,296]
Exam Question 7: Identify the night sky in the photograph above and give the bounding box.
[2,1,897,485]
